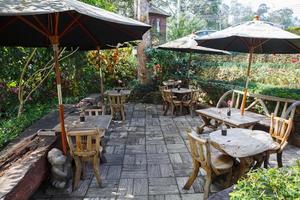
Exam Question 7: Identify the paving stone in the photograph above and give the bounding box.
[148,164,161,177]
[176,177,195,194]
[147,154,170,164]
[106,166,122,180]
[126,145,146,154]
[86,180,119,198]
[165,194,181,200]
[118,179,133,197]
[166,144,188,153]
[181,193,204,200]
[126,136,146,145]
[169,153,183,164]
[121,164,148,178]
[133,179,148,196]
[148,178,179,195]
[160,164,174,177]
[105,154,124,165]
[148,195,165,200]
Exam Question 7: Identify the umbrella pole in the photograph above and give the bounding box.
[188,52,192,88]
[97,47,105,114]
[240,49,253,115]
[53,42,67,155]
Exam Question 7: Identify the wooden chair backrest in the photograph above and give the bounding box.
[187,130,211,171]
[217,90,296,119]
[67,129,101,157]
[191,90,200,103]
[108,94,125,107]
[269,114,293,146]
[159,86,168,101]
[163,90,173,103]
[84,108,102,116]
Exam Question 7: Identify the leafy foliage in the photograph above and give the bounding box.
[230,161,300,200]
[87,46,137,89]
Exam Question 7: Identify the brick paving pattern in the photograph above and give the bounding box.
[33,103,300,200]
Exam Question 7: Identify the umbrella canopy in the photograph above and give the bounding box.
[196,18,300,115]
[158,33,230,55]
[196,20,300,54]
[0,0,151,154]
[0,0,151,50]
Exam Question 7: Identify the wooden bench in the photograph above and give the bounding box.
[216,90,299,129]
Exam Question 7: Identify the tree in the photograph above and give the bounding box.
[168,15,206,40]
[269,8,294,28]
[256,3,269,20]
[17,48,78,117]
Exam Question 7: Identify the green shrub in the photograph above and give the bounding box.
[0,104,54,149]
[230,161,300,200]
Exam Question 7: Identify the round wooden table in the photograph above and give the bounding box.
[171,88,192,95]
[210,128,279,181]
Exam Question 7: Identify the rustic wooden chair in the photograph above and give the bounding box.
[184,130,234,200]
[164,90,182,116]
[108,94,126,121]
[264,114,293,168]
[84,108,103,116]
[66,129,103,190]
[182,89,200,116]
[159,86,168,111]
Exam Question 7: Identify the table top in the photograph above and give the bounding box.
[105,89,131,96]
[196,107,261,128]
[171,88,192,94]
[210,128,278,158]
[163,80,179,86]
[53,115,112,132]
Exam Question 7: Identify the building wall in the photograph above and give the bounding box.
[149,13,167,45]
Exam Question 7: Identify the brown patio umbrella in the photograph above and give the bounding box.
[158,33,230,84]
[196,16,300,115]
[0,0,151,154]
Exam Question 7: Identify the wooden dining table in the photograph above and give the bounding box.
[195,107,266,133]
[53,115,112,162]
[105,88,131,96]
[53,115,112,133]
[209,128,279,181]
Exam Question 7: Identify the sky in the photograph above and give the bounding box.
[223,0,300,18]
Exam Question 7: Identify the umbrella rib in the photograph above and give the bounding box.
[33,15,51,36]
[223,37,240,50]
[0,17,17,31]
[284,39,300,52]
[17,16,49,38]
[59,15,82,38]
[67,12,101,47]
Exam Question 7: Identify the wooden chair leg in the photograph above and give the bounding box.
[93,155,102,187]
[81,160,86,179]
[121,108,125,121]
[179,105,183,115]
[277,152,283,168]
[73,157,82,191]
[224,169,232,188]
[171,104,175,116]
[183,161,200,190]
[264,153,270,169]
[164,103,169,116]
[204,172,212,200]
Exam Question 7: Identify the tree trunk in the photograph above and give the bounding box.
[135,0,151,84]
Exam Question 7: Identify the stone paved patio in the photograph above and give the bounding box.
[33,103,300,200]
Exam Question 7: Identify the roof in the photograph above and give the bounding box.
[149,5,170,17]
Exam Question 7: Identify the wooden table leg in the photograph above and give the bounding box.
[197,116,211,134]
[233,157,255,183]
